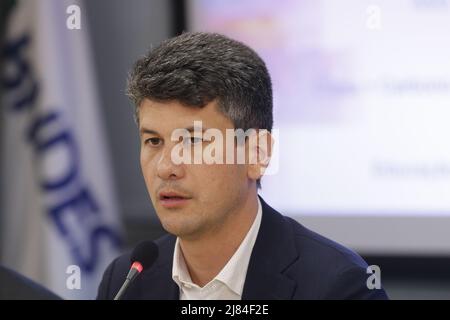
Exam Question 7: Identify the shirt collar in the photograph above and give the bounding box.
[172,197,263,296]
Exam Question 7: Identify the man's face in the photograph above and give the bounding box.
[139,99,251,240]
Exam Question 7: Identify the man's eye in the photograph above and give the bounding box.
[183,136,203,145]
[145,137,162,146]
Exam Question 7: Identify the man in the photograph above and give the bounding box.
[97,32,388,300]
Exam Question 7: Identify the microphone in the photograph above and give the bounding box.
[114,240,159,300]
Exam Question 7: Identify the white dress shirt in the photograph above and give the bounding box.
[172,198,262,300]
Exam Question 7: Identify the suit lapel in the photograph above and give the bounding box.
[137,265,179,300]
[242,196,299,299]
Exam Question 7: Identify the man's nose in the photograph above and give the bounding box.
[156,145,185,180]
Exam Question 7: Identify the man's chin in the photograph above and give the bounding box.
[163,224,206,241]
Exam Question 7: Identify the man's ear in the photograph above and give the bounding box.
[247,130,274,182]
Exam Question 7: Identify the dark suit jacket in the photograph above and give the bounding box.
[97,197,388,300]
[0,265,61,300]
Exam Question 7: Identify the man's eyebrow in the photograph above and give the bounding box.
[140,126,208,136]
[140,128,160,136]
[183,126,207,133]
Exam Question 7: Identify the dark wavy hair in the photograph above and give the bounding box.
[127,32,273,188]
[127,32,273,131]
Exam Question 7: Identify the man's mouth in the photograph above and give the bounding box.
[158,191,192,208]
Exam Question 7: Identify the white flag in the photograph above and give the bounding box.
[1,0,123,299]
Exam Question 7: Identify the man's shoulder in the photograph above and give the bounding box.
[259,197,368,272]
[257,199,388,299]
[284,215,369,270]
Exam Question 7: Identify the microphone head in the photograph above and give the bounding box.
[130,240,159,271]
